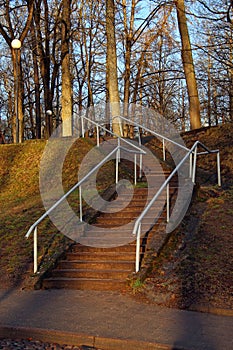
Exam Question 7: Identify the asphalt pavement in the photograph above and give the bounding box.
[0,288,232,350]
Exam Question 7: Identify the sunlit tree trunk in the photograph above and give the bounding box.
[175,0,201,130]
[106,0,122,136]
[61,0,73,136]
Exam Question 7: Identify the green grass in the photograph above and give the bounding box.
[0,138,117,288]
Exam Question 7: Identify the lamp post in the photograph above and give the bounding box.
[46,109,53,138]
[11,39,21,143]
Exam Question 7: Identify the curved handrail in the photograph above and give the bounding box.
[78,114,145,154]
[133,141,221,272]
[26,144,145,240]
[25,146,119,239]
[118,115,190,152]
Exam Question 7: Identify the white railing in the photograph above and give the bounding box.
[26,114,221,275]
[26,142,145,273]
[78,113,189,161]
[133,140,221,272]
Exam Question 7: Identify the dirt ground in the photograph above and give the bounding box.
[129,124,233,312]
[131,184,233,311]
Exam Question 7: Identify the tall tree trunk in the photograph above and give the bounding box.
[175,0,201,130]
[31,22,41,139]
[106,0,122,136]
[61,0,73,136]
[122,0,135,136]
[34,0,53,139]
[11,48,24,143]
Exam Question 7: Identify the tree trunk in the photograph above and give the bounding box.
[11,48,24,143]
[106,0,122,136]
[34,0,53,139]
[175,0,201,130]
[122,0,135,136]
[61,0,73,137]
[31,22,41,139]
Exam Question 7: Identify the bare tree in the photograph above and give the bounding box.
[106,0,122,136]
[0,0,34,143]
[175,0,201,129]
[61,0,72,136]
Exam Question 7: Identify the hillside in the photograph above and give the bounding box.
[133,123,233,312]
[0,124,232,313]
[0,137,115,289]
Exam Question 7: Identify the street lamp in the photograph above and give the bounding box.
[11,39,22,143]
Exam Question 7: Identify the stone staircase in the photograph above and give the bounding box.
[41,135,179,291]
[42,178,177,291]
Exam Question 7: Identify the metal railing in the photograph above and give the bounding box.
[78,113,189,161]
[26,114,221,275]
[133,140,221,272]
[25,142,145,273]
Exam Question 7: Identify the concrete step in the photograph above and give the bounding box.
[71,244,136,253]
[57,260,135,270]
[43,278,127,291]
[65,252,136,261]
[50,269,131,280]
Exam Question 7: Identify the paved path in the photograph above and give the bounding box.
[0,288,232,349]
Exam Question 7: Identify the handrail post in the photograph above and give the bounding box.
[189,153,193,178]
[118,138,121,162]
[139,153,143,179]
[81,116,84,138]
[116,149,119,184]
[166,184,170,222]
[217,151,221,186]
[192,147,198,183]
[136,223,141,272]
[163,138,166,161]
[134,153,137,185]
[96,125,100,147]
[79,185,83,222]
[34,227,38,274]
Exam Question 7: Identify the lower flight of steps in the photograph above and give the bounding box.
[42,183,177,291]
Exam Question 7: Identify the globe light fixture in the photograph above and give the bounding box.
[11,38,22,49]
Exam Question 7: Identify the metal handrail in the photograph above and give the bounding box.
[26,113,221,275]
[133,140,221,272]
[26,143,145,273]
[79,114,145,154]
[78,114,189,162]
[118,115,190,155]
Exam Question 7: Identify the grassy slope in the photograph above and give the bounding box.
[0,137,115,289]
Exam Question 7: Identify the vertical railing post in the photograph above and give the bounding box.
[163,138,166,161]
[34,227,38,274]
[138,133,142,179]
[189,153,193,178]
[136,223,141,273]
[97,125,100,147]
[118,138,121,163]
[116,148,119,184]
[192,147,197,183]
[79,186,83,222]
[217,152,221,186]
[134,153,137,185]
[166,184,170,222]
[139,153,143,179]
[81,116,84,138]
